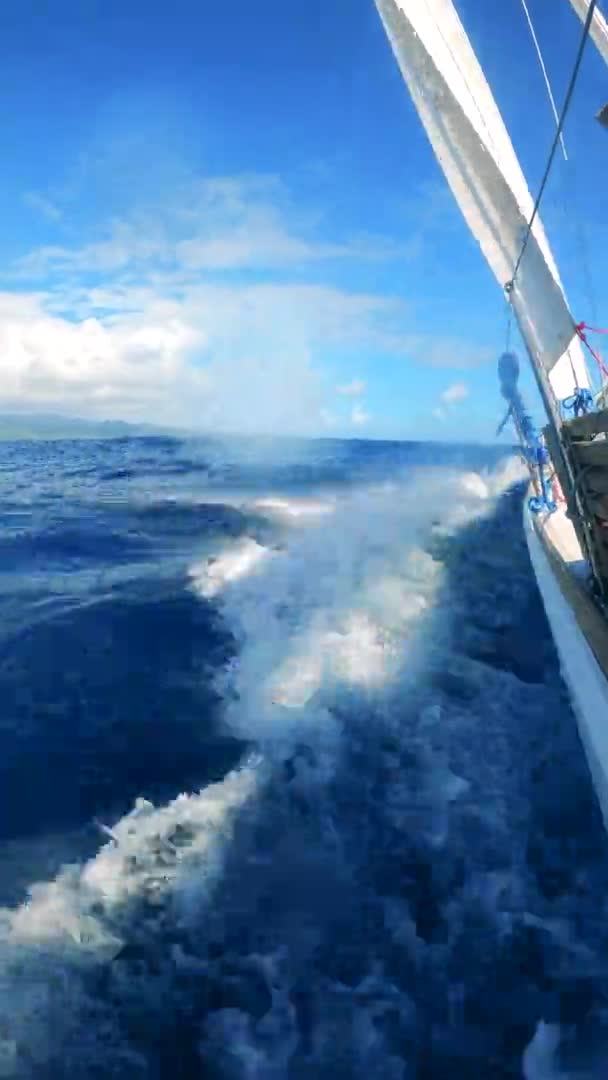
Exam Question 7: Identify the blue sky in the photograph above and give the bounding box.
[0,0,607,440]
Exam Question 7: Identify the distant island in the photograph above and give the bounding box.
[0,413,507,447]
[0,413,185,441]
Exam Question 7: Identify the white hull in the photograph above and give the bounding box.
[524,502,608,828]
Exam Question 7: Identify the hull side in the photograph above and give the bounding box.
[524,502,608,828]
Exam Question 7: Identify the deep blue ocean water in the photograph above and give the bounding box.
[1,434,608,1079]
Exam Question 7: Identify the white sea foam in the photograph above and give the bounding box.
[2,452,601,1077]
[251,496,335,519]
[189,537,271,598]
[0,759,262,1075]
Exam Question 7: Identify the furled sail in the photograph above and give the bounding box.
[567,0,608,68]
[374,0,589,400]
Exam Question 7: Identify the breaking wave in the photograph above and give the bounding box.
[0,436,607,1078]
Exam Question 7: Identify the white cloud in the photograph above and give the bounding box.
[440,381,469,405]
[2,167,417,433]
[4,172,489,434]
[319,407,338,428]
[16,221,166,278]
[387,334,493,369]
[23,191,62,222]
[351,404,370,427]
[0,284,393,434]
[14,175,396,281]
[337,378,366,397]
[0,293,207,425]
[425,340,492,368]
[430,381,468,425]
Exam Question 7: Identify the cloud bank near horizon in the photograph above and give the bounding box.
[3,170,489,436]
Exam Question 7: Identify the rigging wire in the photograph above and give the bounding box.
[518,0,568,160]
[506,0,598,294]
[548,0,600,324]
[547,4,603,386]
[554,1,605,388]
[556,137,600,323]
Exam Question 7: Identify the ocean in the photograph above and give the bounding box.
[1,434,607,1079]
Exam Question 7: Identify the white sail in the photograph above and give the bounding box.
[375,0,589,400]
[567,0,608,68]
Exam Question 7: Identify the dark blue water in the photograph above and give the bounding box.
[0,435,607,1079]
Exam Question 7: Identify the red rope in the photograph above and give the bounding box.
[550,470,566,504]
[575,322,608,381]
[576,321,608,335]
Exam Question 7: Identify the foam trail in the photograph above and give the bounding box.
[190,538,271,599]
[5,450,596,1078]
[251,496,335,519]
[0,758,262,1076]
[523,1023,563,1079]
[203,465,500,746]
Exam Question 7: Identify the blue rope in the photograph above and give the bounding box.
[562,387,594,417]
[528,493,557,513]
[497,351,557,515]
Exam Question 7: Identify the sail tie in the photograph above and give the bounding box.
[575,321,608,381]
[577,321,608,336]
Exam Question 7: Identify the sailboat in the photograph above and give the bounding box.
[373,0,608,826]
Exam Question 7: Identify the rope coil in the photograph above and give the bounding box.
[562,387,594,416]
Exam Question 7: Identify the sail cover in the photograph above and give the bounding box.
[375,0,589,399]
[567,0,608,68]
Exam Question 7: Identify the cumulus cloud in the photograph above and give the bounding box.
[0,283,395,434]
[1,169,416,433]
[4,171,489,434]
[351,404,370,427]
[0,293,207,425]
[337,378,366,397]
[440,382,469,405]
[429,382,469,425]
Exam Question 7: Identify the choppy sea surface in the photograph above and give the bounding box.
[1,434,607,1079]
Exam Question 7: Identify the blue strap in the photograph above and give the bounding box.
[562,387,593,417]
[496,351,558,515]
[528,491,557,515]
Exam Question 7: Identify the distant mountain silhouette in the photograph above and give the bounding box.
[0,413,185,441]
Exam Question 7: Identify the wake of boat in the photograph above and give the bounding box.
[5,453,606,1078]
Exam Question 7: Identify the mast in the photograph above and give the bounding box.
[567,0,608,68]
[567,0,608,123]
